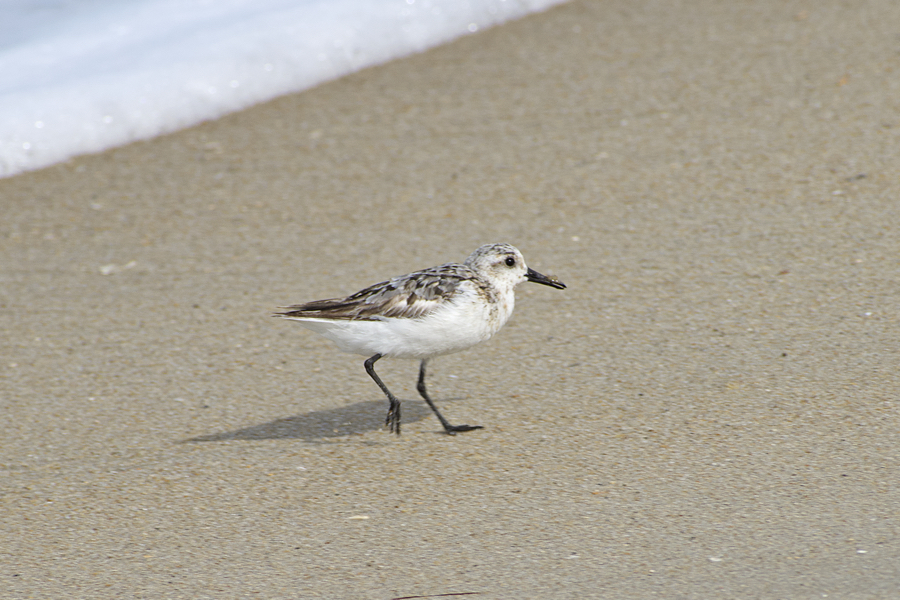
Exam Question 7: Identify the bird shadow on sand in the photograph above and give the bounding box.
[181,398,469,443]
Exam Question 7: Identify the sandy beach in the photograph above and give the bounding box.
[3,0,900,597]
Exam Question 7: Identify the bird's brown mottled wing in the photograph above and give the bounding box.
[276,263,475,321]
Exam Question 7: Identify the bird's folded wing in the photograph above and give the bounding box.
[277,263,474,321]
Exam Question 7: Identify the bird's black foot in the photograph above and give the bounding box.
[417,360,483,436]
[384,403,401,435]
[442,424,483,435]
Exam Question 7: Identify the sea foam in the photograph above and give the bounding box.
[0,0,564,178]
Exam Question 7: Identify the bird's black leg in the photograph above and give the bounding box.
[364,354,401,435]
[416,359,483,435]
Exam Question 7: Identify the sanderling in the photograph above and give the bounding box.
[275,243,566,435]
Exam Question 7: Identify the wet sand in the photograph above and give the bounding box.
[2,1,900,597]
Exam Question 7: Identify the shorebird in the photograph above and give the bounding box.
[276,243,566,435]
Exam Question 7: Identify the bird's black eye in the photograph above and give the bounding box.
[505,256,516,267]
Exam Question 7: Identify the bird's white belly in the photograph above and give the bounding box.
[294,291,514,359]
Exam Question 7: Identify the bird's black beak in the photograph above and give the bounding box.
[526,267,566,289]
